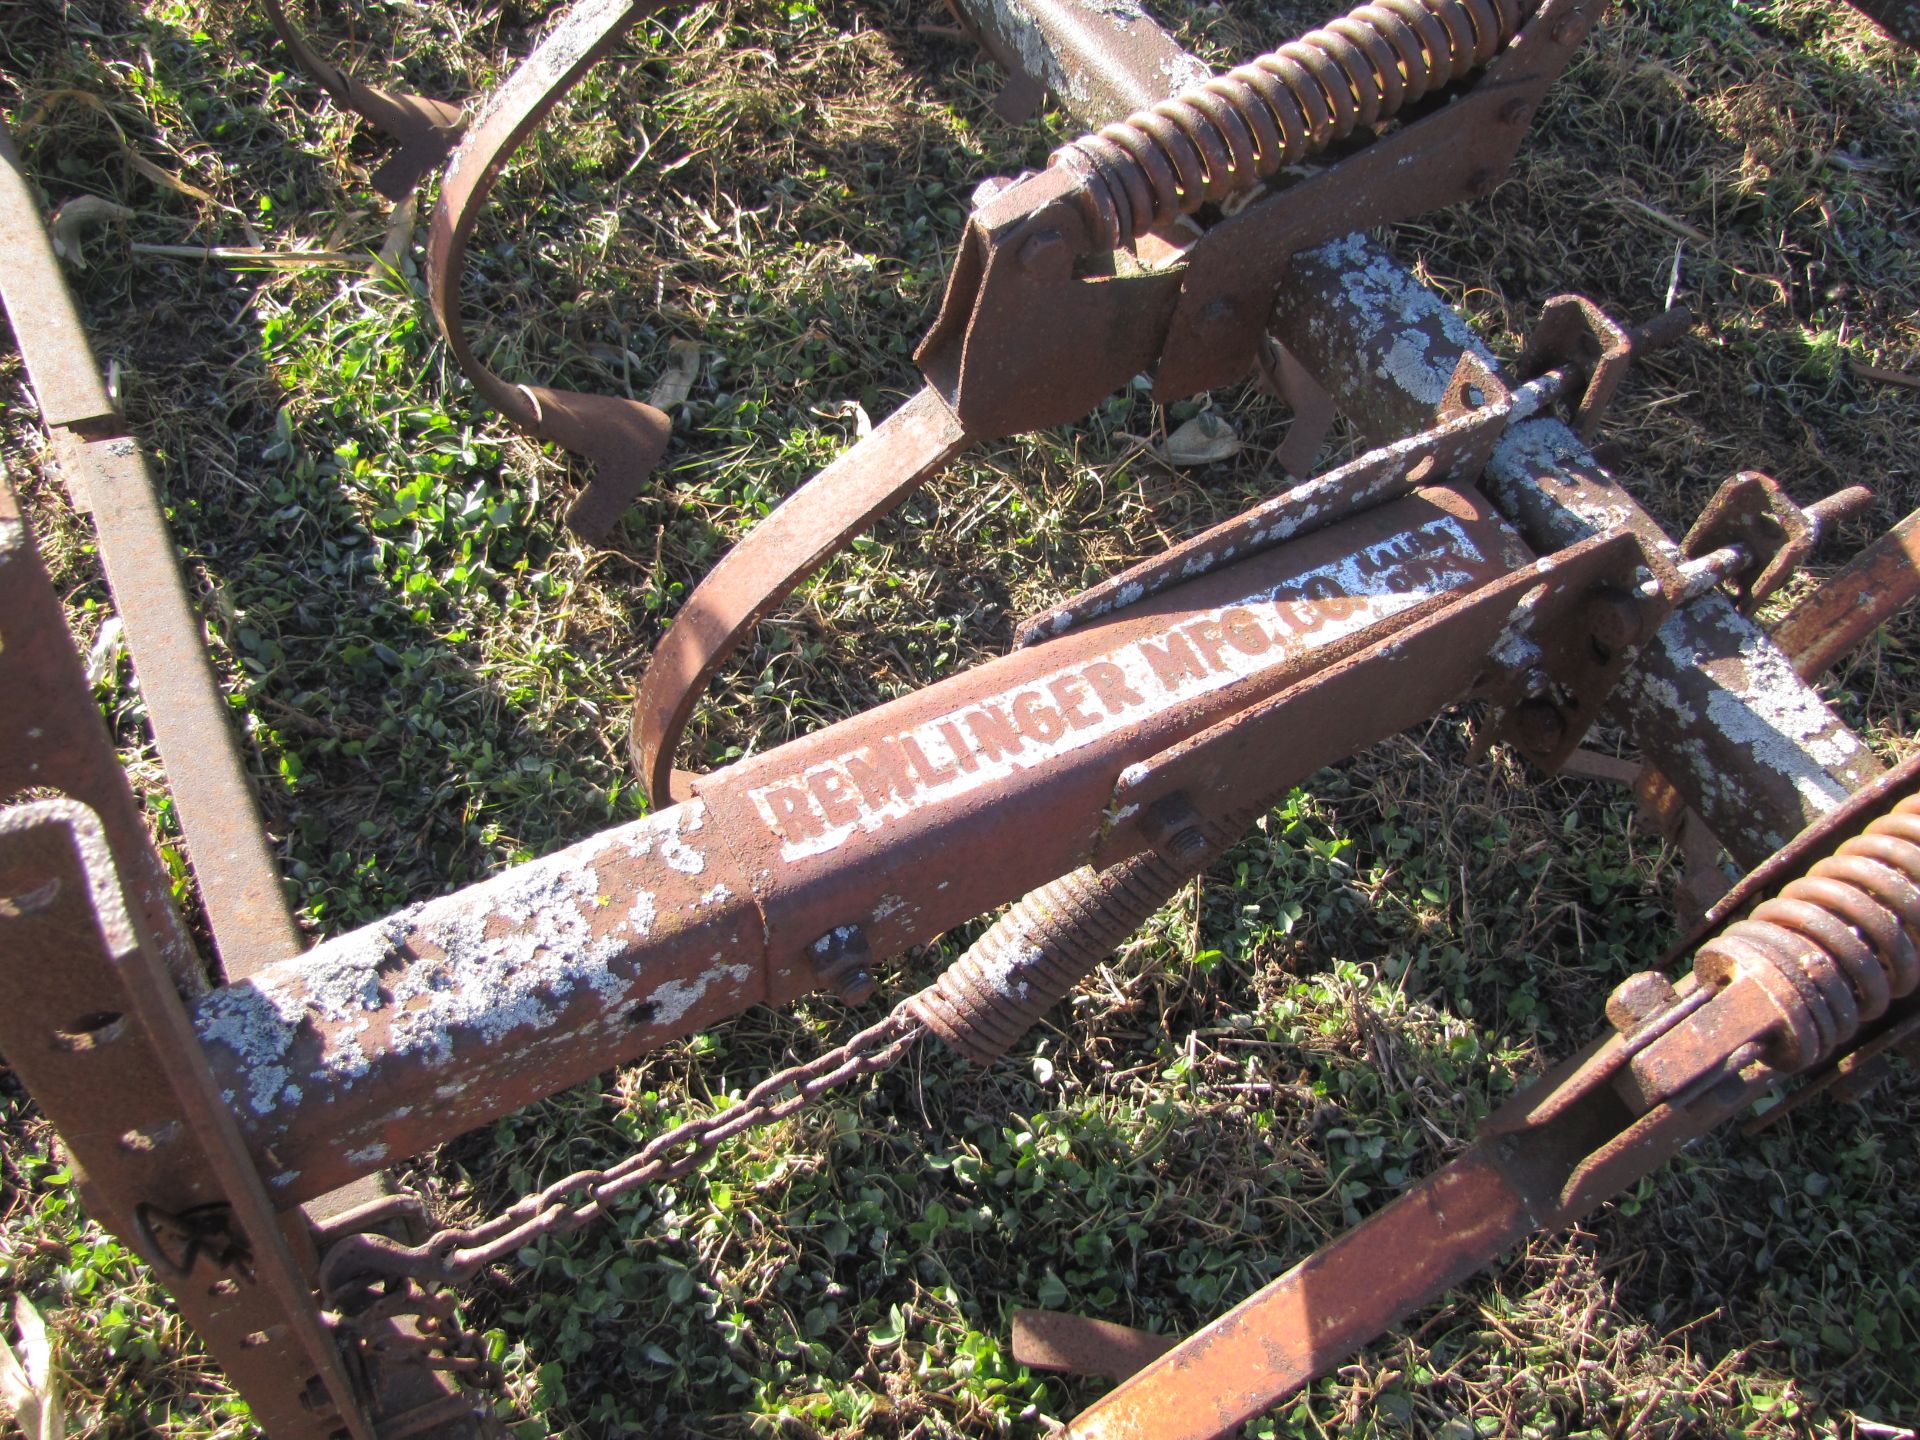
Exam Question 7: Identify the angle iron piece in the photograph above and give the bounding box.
[0,800,380,1440]
[1097,526,1652,864]
[1015,362,1561,648]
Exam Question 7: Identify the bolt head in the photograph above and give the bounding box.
[837,969,878,1006]
[1017,228,1068,279]
[1606,971,1678,1036]
[1585,590,1647,652]
[1512,697,1567,753]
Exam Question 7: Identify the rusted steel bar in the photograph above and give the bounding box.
[631,386,973,802]
[1267,235,1513,453]
[0,801,379,1440]
[196,489,1579,1201]
[1064,753,1920,1439]
[1263,234,1881,865]
[1770,508,1920,680]
[0,130,116,435]
[0,478,200,991]
[0,120,304,981]
[1012,1309,1177,1381]
[1603,589,1881,864]
[944,0,1210,127]
[48,431,307,978]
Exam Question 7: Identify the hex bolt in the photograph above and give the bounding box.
[970,174,1020,209]
[1145,794,1210,865]
[1584,588,1647,652]
[1017,228,1068,278]
[807,925,878,1006]
[1606,971,1679,1037]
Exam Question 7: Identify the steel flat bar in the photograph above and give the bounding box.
[0,478,202,989]
[0,127,116,432]
[631,385,973,803]
[1064,1150,1537,1440]
[46,431,306,977]
[0,118,303,980]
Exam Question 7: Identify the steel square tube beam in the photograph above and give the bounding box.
[192,487,1532,1202]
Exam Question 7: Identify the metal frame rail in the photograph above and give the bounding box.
[2,1,1918,1436]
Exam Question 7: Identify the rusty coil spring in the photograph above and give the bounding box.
[1697,794,1920,1069]
[1050,0,1526,250]
[909,818,1229,1064]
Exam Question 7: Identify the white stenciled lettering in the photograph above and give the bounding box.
[747,516,1491,862]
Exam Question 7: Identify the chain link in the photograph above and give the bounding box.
[320,1001,925,1303]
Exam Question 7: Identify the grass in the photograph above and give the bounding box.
[1,0,1917,1435]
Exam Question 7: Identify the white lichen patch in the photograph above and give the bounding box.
[966,924,1037,1001]
[629,889,657,936]
[1697,606,1864,780]
[1486,420,1641,542]
[647,961,754,1028]
[345,1142,388,1166]
[1616,602,1862,848]
[1299,234,1497,400]
[191,805,741,1117]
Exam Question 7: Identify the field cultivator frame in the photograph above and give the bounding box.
[3,0,1919,1434]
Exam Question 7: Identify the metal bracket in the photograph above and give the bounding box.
[1094,525,1657,866]
[1683,470,1816,611]
[1515,293,1634,442]
[0,800,378,1440]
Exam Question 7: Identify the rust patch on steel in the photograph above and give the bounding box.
[1012,1309,1178,1380]
[259,0,465,200]
[1771,507,1920,680]
[427,0,673,539]
[631,387,973,804]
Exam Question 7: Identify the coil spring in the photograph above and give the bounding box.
[1696,794,1920,1069]
[1050,0,1527,250]
[909,844,1201,1064]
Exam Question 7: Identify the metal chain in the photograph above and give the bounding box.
[320,1001,925,1301]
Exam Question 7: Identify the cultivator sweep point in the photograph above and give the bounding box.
[3,0,1918,1434]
